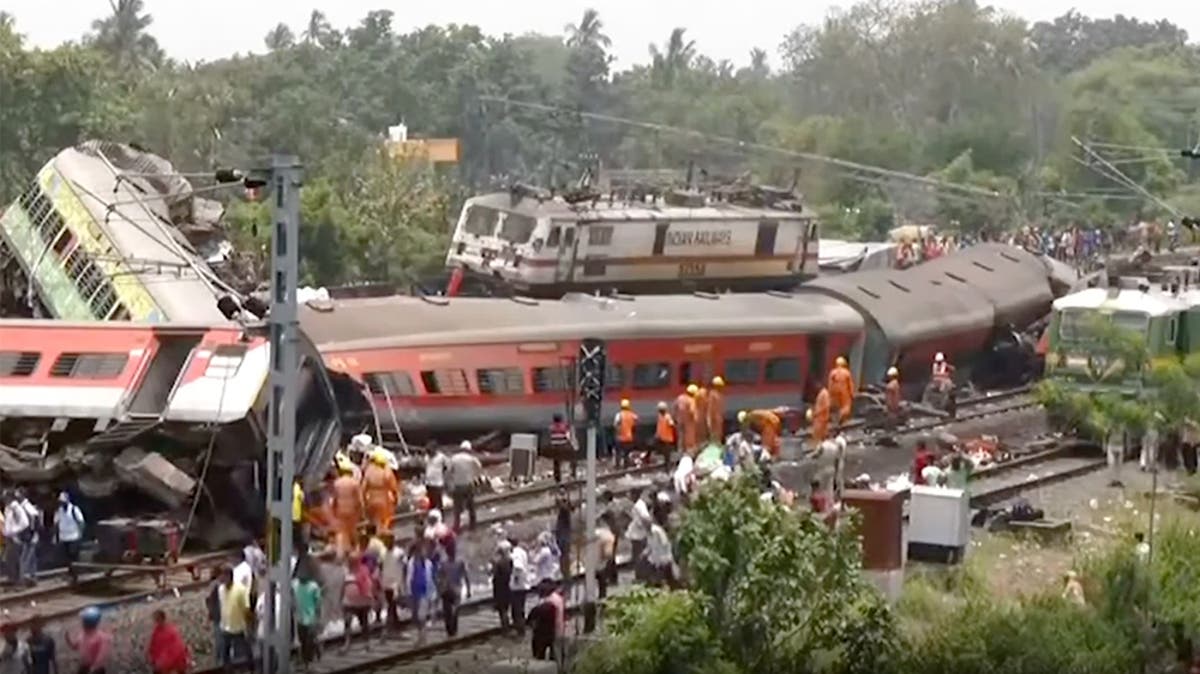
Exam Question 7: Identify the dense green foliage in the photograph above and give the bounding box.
[2,1,1199,285]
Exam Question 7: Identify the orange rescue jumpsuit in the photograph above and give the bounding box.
[693,387,710,446]
[674,393,697,454]
[747,410,783,458]
[361,462,399,534]
[827,364,855,426]
[885,378,902,419]
[810,387,832,447]
[707,388,725,444]
[655,411,676,445]
[332,473,362,555]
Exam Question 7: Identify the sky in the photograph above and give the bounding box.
[4,0,1199,69]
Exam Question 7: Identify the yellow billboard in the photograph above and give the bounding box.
[387,138,460,163]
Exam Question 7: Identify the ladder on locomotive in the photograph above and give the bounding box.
[369,382,411,455]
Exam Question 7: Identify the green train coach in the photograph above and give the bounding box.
[1044,266,1200,393]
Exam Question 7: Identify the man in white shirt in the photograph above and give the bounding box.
[424,442,449,512]
[379,534,407,631]
[624,489,652,583]
[54,492,85,584]
[446,441,483,531]
[233,545,257,593]
[508,536,531,636]
[2,492,30,586]
[15,490,39,586]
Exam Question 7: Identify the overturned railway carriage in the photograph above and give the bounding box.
[304,244,1065,438]
[0,320,343,543]
[444,189,820,297]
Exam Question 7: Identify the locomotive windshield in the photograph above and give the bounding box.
[462,205,499,236]
[499,212,538,244]
[1058,309,1148,341]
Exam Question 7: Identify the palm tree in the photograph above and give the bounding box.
[650,28,696,86]
[264,23,295,52]
[564,9,610,50]
[749,48,770,76]
[88,0,163,71]
[302,10,331,45]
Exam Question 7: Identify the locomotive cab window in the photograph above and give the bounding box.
[764,357,803,383]
[365,371,417,397]
[563,227,576,247]
[477,367,526,395]
[723,359,761,385]
[462,206,499,237]
[632,362,671,389]
[420,369,471,395]
[499,212,538,244]
[546,226,562,248]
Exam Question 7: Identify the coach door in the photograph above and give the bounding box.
[755,221,778,257]
[126,333,203,417]
[791,220,818,274]
[554,224,577,284]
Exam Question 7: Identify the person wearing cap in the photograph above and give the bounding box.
[673,386,699,455]
[613,399,639,468]
[652,402,676,467]
[932,352,954,383]
[423,441,449,513]
[742,408,783,459]
[362,447,399,534]
[693,382,710,444]
[707,376,726,443]
[332,462,363,557]
[447,441,483,531]
[54,491,85,585]
[808,387,832,448]
[884,366,902,427]
[827,356,855,426]
[67,606,112,674]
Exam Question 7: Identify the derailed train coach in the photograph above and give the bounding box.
[0,319,344,544]
[306,243,1071,438]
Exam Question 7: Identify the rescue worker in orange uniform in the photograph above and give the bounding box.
[741,408,783,458]
[884,366,902,427]
[827,356,855,427]
[361,447,399,535]
[654,401,676,467]
[808,387,832,447]
[674,385,699,454]
[707,376,726,444]
[331,460,362,556]
[693,383,710,446]
[613,399,639,468]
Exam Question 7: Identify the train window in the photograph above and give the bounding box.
[476,367,526,395]
[632,362,671,389]
[605,364,625,390]
[588,226,614,246]
[722,359,761,385]
[583,259,607,277]
[532,366,571,393]
[420,369,471,395]
[546,227,562,248]
[563,228,576,247]
[678,361,711,387]
[364,371,417,396]
[764,357,803,383]
[50,353,128,379]
[499,213,537,244]
[0,352,40,377]
[463,206,499,236]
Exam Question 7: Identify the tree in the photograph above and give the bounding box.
[575,475,900,674]
[87,0,163,72]
[649,28,696,87]
[263,23,295,52]
[1030,11,1188,74]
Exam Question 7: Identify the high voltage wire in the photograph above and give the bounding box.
[478,96,1011,203]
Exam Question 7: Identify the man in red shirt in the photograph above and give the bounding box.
[147,609,190,674]
[912,441,936,485]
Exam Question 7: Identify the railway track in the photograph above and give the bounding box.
[0,385,1038,631]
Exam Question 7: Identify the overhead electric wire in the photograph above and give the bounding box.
[479,95,1010,202]
[1071,137,1181,217]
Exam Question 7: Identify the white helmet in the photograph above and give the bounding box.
[459,440,472,451]
[934,352,945,363]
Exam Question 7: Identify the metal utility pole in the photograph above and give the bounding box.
[262,154,302,674]
[577,338,606,633]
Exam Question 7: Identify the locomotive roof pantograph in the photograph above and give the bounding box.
[300,291,865,352]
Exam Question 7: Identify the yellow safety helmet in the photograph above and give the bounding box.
[657,401,668,411]
[686,384,699,396]
[805,408,814,422]
[737,410,748,424]
[371,447,390,466]
[620,398,631,409]
[887,366,899,379]
[334,451,352,471]
[711,376,725,388]
[835,356,848,368]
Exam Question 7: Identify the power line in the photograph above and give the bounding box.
[479,96,1010,202]
[1071,137,1180,217]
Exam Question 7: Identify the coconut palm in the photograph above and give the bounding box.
[88,0,163,71]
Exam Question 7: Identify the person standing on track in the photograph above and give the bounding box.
[3,491,31,587]
[406,540,436,645]
[490,540,515,632]
[673,386,698,455]
[707,376,726,444]
[215,566,251,671]
[146,609,190,674]
[26,615,55,674]
[332,463,362,558]
[66,606,111,674]
[378,533,405,635]
[0,623,29,674]
[693,383,710,446]
[292,568,323,667]
[827,356,855,426]
[808,387,832,448]
[340,554,375,653]
[653,402,676,467]
[435,545,470,637]
[447,442,483,532]
[545,413,578,483]
[423,442,449,512]
[613,399,639,468]
[53,491,84,585]
[361,448,398,535]
[508,536,531,636]
[884,367,902,428]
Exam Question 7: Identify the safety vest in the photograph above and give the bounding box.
[548,422,573,451]
[616,410,638,443]
[655,413,676,444]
